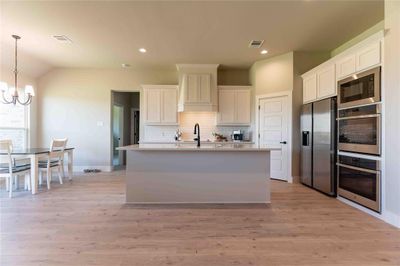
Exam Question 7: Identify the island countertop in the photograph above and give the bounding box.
[117,144,278,152]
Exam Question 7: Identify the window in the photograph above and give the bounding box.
[0,103,29,149]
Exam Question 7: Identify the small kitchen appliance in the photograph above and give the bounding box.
[232,130,244,141]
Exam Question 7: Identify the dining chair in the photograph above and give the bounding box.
[0,140,31,198]
[38,138,67,189]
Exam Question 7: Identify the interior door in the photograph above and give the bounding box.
[259,96,289,181]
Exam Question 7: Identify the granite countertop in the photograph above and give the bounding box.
[139,140,254,144]
[117,144,279,152]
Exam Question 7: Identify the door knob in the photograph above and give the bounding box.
[280,141,287,144]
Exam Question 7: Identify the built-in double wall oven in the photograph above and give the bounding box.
[337,66,382,213]
[337,155,381,212]
[337,104,381,155]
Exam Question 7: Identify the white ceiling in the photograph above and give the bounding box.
[0,0,383,78]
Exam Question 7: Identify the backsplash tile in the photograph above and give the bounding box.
[142,112,252,142]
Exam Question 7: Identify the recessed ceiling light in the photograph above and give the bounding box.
[261,50,268,55]
[139,48,147,53]
[121,63,131,68]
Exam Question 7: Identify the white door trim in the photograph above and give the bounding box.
[110,90,140,170]
[255,90,293,183]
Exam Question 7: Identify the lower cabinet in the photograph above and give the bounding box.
[142,85,178,125]
[217,86,251,126]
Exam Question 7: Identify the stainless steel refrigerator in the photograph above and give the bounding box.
[300,97,337,196]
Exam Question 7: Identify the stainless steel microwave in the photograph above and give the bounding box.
[338,67,381,109]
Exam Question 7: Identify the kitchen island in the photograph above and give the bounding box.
[118,144,275,204]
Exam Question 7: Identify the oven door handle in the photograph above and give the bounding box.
[336,163,380,174]
[336,114,380,121]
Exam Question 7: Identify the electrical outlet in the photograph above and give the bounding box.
[97,121,104,127]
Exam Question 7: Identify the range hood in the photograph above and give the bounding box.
[176,64,219,112]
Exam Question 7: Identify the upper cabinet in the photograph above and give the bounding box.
[303,64,335,104]
[142,85,178,125]
[316,65,336,99]
[176,64,219,112]
[336,55,356,79]
[356,42,381,72]
[303,74,317,103]
[217,86,251,126]
[302,31,383,104]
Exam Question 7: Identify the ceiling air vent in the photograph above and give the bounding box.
[248,40,264,48]
[53,35,72,43]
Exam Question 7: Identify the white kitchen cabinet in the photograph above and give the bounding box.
[217,86,251,126]
[356,41,381,72]
[183,74,211,104]
[161,88,178,123]
[142,85,178,125]
[218,90,235,124]
[317,65,336,99]
[143,88,161,123]
[302,31,383,104]
[303,74,317,103]
[336,55,356,79]
[236,90,251,124]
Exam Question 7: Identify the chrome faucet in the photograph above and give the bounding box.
[193,123,200,147]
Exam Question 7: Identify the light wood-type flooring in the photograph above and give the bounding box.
[1,171,400,266]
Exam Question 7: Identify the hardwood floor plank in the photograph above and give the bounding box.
[1,171,399,265]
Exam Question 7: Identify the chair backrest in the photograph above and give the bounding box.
[0,140,13,174]
[49,138,68,160]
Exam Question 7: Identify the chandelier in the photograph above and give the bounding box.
[0,35,35,105]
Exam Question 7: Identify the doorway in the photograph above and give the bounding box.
[111,91,140,169]
[112,105,124,166]
[257,93,292,182]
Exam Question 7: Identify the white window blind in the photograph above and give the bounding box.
[0,103,29,149]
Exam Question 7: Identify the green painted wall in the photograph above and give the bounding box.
[331,20,384,57]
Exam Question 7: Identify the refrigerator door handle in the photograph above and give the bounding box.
[302,131,310,146]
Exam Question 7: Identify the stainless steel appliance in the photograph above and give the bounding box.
[300,97,337,196]
[232,130,244,141]
[337,155,381,212]
[337,104,381,155]
[338,66,381,109]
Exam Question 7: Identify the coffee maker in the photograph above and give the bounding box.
[232,130,244,141]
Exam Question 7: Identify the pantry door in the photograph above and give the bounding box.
[258,96,289,181]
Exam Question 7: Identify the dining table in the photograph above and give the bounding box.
[1,147,74,194]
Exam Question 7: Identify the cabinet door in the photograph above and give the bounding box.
[144,89,161,123]
[198,74,211,103]
[161,89,177,123]
[185,74,199,103]
[317,65,336,99]
[218,90,235,124]
[303,74,317,103]
[235,90,251,124]
[356,42,381,71]
[336,55,356,79]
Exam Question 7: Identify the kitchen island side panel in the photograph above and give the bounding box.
[126,150,270,203]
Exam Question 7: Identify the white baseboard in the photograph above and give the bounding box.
[383,210,400,228]
[338,196,400,229]
[73,165,112,173]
